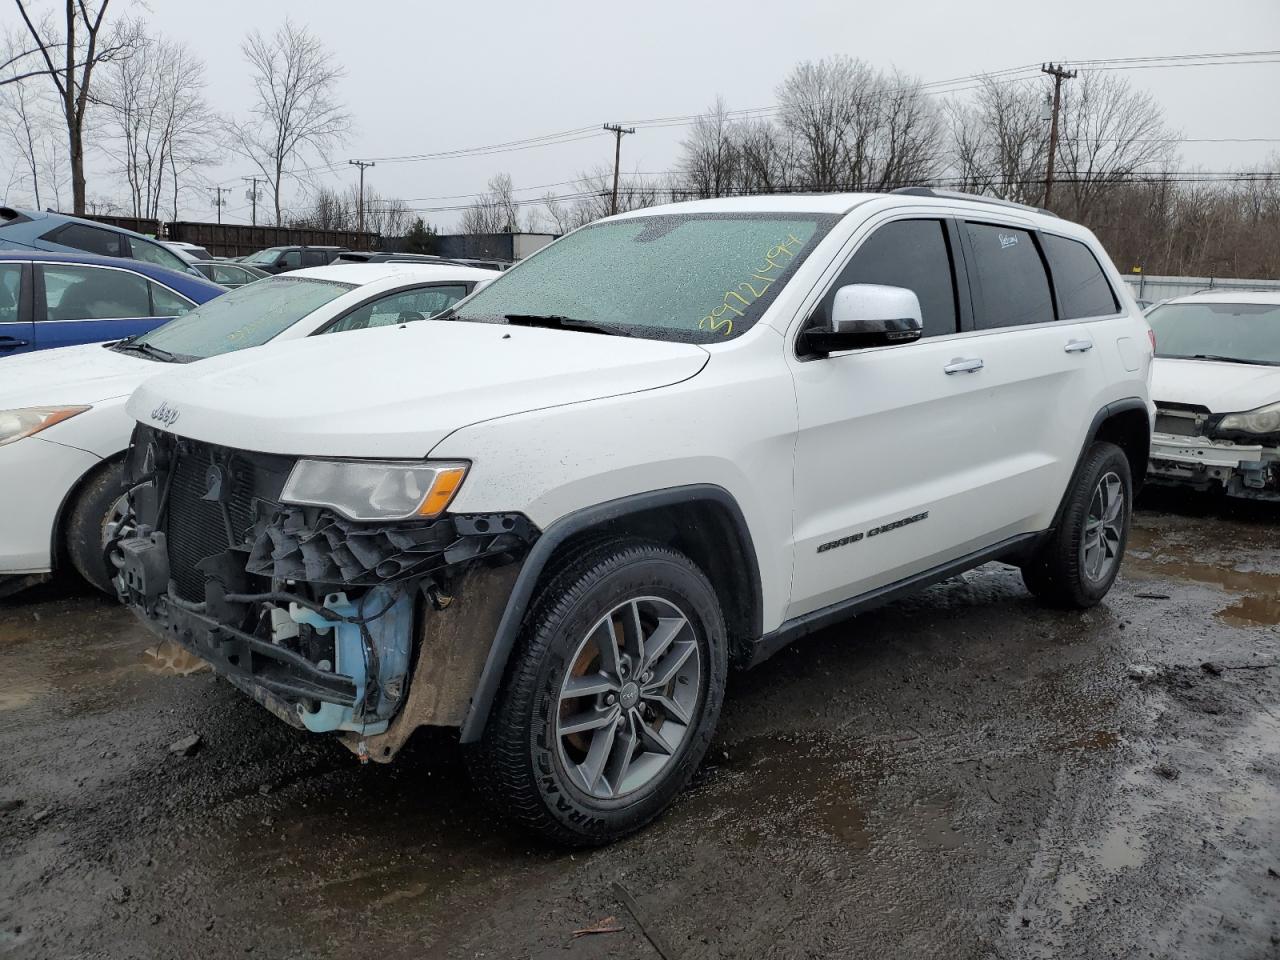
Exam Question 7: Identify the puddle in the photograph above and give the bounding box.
[1215,594,1280,627]
[696,734,872,849]
[1124,551,1280,597]
[1125,529,1280,626]
[0,686,42,711]
[142,640,211,676]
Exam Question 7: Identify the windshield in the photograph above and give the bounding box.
[125,276,354,360]
[1147,301,1280,366]
[243,247,286,265]
[450,213,836,342]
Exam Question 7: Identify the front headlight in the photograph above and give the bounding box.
[1216,402,1280,436]
[0,406,91,447]
[280,459,468,521]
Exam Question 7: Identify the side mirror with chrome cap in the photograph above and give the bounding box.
[800,283,924,355]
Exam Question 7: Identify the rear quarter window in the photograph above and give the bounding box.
[1042,234,1119,319]
[45,222,127,259]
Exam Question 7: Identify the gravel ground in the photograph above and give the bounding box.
[1,492,1277,960]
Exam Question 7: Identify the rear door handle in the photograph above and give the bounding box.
[1064,338,1094,353]
[944,357,984,375]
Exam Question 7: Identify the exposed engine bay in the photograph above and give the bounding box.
[111,425,536,754]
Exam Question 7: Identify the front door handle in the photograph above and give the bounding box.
[0,337,30,351]
[944,357,984,375]
[1064,338,1094,353]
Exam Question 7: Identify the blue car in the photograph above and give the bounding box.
[0,251,225,355]
[0,206,199,276]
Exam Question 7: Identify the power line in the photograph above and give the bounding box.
[383,171,1279,215]
[264,50,1280,188]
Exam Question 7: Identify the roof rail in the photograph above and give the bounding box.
[890,186,1059,218]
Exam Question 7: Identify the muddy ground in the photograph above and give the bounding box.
[1,492,1278,960]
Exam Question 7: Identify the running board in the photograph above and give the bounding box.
[748,533,1040,666]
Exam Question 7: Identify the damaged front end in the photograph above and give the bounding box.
[1148,404,1280,500]
[112,425,536,756]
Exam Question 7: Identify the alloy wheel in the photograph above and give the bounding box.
[555,596,701,800]
[1082,471,1124,582]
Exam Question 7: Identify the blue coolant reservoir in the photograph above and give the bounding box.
[289,587,415,734]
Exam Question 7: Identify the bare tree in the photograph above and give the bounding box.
[776,56,863,190]
[776,56,941,191]
[287,181,412,239]
[1054,72,1177,219]
[363,190,410,238]
[678,96,740,198]
[540,166,663,230]
[8,1,139,213]
[0,32,55,207]
[944,78,1048,203]
[232,19,351,226]
[735,118,800,194]
[541,190,576,234]
[100,32,215,220]
[461,173,520,234]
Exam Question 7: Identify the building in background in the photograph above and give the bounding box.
[431,232,557,262]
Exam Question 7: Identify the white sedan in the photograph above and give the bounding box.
[0,262,494,595]
[1146,291,1280,500]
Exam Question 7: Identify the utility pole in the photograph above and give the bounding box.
[209,186,232,224]
[602,123,635,216]
[349,159,375,232]
[241,176,266,226]
[1040,62,1077,209]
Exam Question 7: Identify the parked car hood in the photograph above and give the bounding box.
[1151,357,1280,414]
[0,342,150,407]
[127,319,710,458]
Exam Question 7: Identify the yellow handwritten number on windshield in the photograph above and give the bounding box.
[698,234,804,336]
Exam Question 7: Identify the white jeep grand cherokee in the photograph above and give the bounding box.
[113,190,1154,845]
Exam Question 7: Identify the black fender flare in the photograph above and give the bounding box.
[1046,396,1151,536]
[458,483,762,743]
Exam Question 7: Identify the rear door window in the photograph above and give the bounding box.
[42,264,150,320]
[0,263,32,354]
[326,285,469,333]
[45,222,127,258]
[0,263,21,324]
[212,264,251,285]
[149,282,195,317]
[302,249,327,267]
[128,236,191,273]
[818,218,959,338]
[1042,234,1118,319]
[963,222,1055,329]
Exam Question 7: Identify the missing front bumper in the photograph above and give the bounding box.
[1148,434,1280,499]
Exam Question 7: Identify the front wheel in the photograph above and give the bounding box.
[65,461,127,595]
[1021,441,1133,608]
[466,539,727,846]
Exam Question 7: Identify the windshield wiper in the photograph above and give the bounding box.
[502,314,628,337]
[112,340,183,363]
[1165,353,1280,367]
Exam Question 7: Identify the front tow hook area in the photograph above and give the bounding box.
[117,531,170,604]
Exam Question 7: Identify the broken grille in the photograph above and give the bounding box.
[162,441,292,602]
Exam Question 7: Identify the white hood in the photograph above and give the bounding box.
[127,319,709,458]
[0,342,151,407]
[1151,357,1280,413]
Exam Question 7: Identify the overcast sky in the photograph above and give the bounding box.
[12,0,1280,229]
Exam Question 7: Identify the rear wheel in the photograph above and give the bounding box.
[64,461,126,595]
[1021,441,1132,608]
[467,539,727,846]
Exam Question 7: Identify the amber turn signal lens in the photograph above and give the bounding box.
[417,466,468,517]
